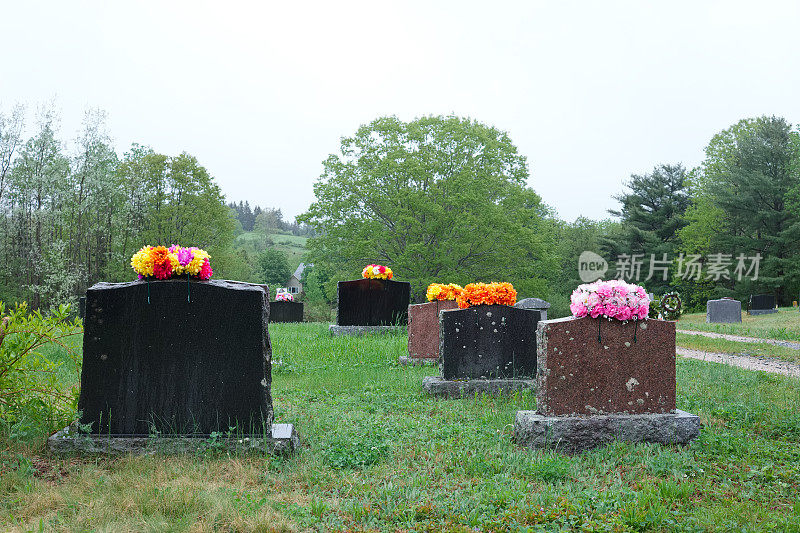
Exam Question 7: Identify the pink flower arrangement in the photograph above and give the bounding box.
[570,280,650,321]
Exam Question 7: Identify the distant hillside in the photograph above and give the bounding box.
[234,231,307,273]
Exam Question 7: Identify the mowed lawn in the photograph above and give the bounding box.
[678,307,800,341]
[1,323,800,531]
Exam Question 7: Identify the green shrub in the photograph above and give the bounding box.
[0,302,82,438]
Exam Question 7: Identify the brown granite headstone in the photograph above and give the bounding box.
[408,300,459,360]
[537,316,675,416]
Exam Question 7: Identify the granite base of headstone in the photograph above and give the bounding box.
[422,376,535,398]
[270,300,304,323]
[406,300,459,363]
[331,278,410,336]
[398,355,439,366]
[514,297,551,321]
[423,305,540,398]
[329,325,406,336]
[706,298,742,323]
[48,279,297,455]
[514,316,699,452]
[48,423,298,456]
[748,294,777,315]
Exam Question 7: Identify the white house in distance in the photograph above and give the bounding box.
[285,263,308,295]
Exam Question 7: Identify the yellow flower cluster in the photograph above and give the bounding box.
[131,246,156,277]
[426,283,463,302]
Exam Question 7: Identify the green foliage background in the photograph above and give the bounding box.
[1,105,799,315]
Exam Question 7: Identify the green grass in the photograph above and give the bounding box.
[234,231,307,273]
[678,307,800,341]
[676,333,800,365]
[2,323,800,531]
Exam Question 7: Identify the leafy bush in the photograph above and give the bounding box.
[0,302,82,438]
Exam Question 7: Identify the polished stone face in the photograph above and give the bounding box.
[79,279,273,435]
[706,298,742,323]
[408,300,458,360]
[439,305,540,380]
[336,279,410,326]
[537,316,676,416]
[749,294,776,311]
[270,300,304,323]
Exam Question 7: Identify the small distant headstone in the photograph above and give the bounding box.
[270,301,304,323]
[706,298,742,323]
[78,296,86,319]
[423,305,539,397]
[47,279,297,455]
[514,316,699,452]
[330,279,410,335]
[407,300,458,362]
[514,297,551,321]
[749,294,777,315]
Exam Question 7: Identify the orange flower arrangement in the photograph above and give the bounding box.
[456,282,517,309]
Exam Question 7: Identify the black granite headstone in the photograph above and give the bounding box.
[439,305,540,380]
[269,301,304,323]
[749,294,777,315]
[78,279,272,435]
[336,279,410,326]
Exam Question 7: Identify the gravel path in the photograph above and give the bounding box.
[676,329,800,350]
[677,347,800,378]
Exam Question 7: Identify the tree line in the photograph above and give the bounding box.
[0,104,254,309]
[2,104,797,317]
[299,115,800,316]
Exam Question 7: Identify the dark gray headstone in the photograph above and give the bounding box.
[269,301,304,323]
[78,279,272,436]
[79,296,86,319]
[336,279,410,326]
[514,297,551,321]
[439,305,540,380]
[749,294,777,315]
[706,298,742,323]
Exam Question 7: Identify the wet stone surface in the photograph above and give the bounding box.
[408,300,458,360]
[536,316,676,416]
[78,279,273,436]
[706,298,742,323]
[336,279,410,326]
[749,294,777,315]
[514,297,551,321]
[270,301,304,323]
[439,305,540,380]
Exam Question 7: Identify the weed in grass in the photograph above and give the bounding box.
[322,431,391,469]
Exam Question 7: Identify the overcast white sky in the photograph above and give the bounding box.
[3,1,799,222]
